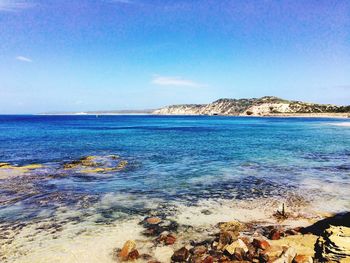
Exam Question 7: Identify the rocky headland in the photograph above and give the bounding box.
[153,96,350,117]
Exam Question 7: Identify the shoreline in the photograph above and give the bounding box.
[31,113,350,119]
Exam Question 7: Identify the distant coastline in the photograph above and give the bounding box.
[38,96,350,118]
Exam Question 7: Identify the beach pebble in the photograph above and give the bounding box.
[252,238,270,250]
[269,229,281,240]
[225,239,249,255]
[273,247,296,263]
[146,217,162,225]
[171,247,190,262]
[118,240,136,261]
[201,255,213,263]
[292,255,313,263]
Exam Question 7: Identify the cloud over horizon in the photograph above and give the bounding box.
[16,56,32,62]
[152,75,206,88]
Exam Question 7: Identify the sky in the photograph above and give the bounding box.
[0,0,350,113]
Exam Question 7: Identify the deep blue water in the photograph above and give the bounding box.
[0,115,349,222]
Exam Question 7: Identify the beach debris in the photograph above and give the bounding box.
[171,247,190,262]
[315,225,350,262]
[274,203,289,220]
[118,240,138,261]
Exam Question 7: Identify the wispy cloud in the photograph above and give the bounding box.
[16,56,32,62]
[109,0,134,4]
[152,75,206,88]
[0,0,33,12]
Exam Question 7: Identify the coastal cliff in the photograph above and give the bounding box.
[153,96,350,117]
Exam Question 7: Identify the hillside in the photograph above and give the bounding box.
[153,96,350,117]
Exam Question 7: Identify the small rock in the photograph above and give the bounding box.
[233,247,246,261]
[191,245,207,255]
[292,255,313,263]
[127,249,139,261]
[252,238,270,250]
[171,247,190,262]
[146,217,162,225]
[262,245,284,258]
[201,255,213,263]
[225,239,249,255]
[165,234,176,245]
[119,240,136,260]
[273,247,296,263]
[269,229,281,240]
[220,231,234,245]
[259,252,269,263]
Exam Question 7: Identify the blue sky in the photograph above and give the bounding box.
[0,0,350,113]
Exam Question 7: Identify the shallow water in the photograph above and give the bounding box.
[0,115,349,262]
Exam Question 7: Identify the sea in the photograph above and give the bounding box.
[0,115,349,262]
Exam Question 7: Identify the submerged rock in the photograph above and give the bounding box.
[63,155,128,174]
[315,225,350,262]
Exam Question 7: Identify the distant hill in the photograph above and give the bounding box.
[153,96,350,117]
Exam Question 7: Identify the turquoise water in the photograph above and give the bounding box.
[0,115,349,222]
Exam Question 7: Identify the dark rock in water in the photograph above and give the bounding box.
[171,247,190,262]
[142,217,178,237]
[315,225,350,262]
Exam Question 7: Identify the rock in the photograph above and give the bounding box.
[315,225,350,262]
[147,217,162,225]
[292,255,313,263]
[269,229,281,240]
[118,240,136,261]
[156,232,176,245]
[262,245,285,258]
[225,239,249,255]
[273,247,296,263]
[127,249,139,260]
[218,221,243,233]
[218,231,237,250]
[191,245,207,255]
[201,255,213,263]
[259,252,269,263]
[252,238,270,250]
[233,247,246,261]
[171,247,190,262]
